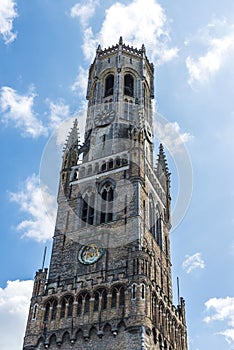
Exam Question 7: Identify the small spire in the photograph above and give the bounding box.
[96,44,101,54]
[156,143,170,177]
[141,44,145,53]
[119,36,123,45]
[63,119,80,153]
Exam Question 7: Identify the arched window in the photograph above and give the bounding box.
[94,292,99,312]
[60,295,73,319]
[81,190,95,227]
[141,284,145,299]
[105,74,114,97]
[101,162,106,171]
[84,294,90,314]
[119,287,125,307]
[102,290,107,310]
[94,289,107,312]
[77,295,83,316]
[111,288,117,308]
[124,74,134,97]
[100,182,114,224]
[51,300,57,321]
[108,159,113,169]
[156,214,163,249]
[149,196,156,238]
[60,298,66,319]
[132,284,137,300]
[67,296,74,317]
[116,157,121,167]
[44,302,50,322]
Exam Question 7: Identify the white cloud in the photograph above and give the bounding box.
[204,296,234,347]
[0,0,18,44]
[71,65,88,95]
[0,280,33,350]
[70,0,99,27]
[0,87,74,138]
[9,174,56,242]
[182,252,205,273]
[154,117,192,154]
[74,0,178,64]
[0,86,48,138]
[47,99,70,130]
[186,19,234,86]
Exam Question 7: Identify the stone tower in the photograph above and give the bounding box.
[23,38,188,350]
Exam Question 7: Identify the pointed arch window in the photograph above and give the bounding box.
[94,292,99,312]
[141,284,145,300]
[44,302,50,322]
[111,288,117,308]
[77,295,83,316]
[51,300,57,321]
[60,298,66,319]
[94,289,107,312]
[81,190,95,227]
[84,294,90,314]
[119,287,125,307]
[67,296,74,318]
[102,290,107,310]
[149,196,156,238]
[100,182,114,224]
[105,74,114,97]
[132,284,137,300]
[156,214,163,249]
[124,74,134,97]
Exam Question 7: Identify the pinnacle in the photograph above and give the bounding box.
[63,118,80,153]
[156,143,170,177]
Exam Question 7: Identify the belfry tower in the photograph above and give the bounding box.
[23,38,188,350]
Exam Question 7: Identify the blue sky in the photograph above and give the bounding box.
[0,0,234,349]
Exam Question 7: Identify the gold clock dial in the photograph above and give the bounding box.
[78,244,104,265]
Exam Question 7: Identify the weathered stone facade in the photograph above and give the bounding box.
[23,38,188,350]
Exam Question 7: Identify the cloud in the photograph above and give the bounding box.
[71,65,88,95]
[186,19,234,86]
[9,174,56,242]
[0,0,18,44]
[0,87,73,138]
[0,86,48,138]
[72,0,178,64]
[204,296,234,346]
[0,280,33,350]
[182,252,205,273]
[54,109,86,148]
[154,117,192,154]
[70,0,99,27]
[47,99,70,130]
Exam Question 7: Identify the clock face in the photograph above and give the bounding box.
[94,110,115,127]
[145,121,153,143]
[78,243,104,265]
